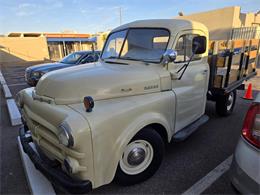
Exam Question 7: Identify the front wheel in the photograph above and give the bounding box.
[216,90,236,116]
[115,127,164,186]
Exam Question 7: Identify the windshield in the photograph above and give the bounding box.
[101,28,170,63]
[60,52,85,64]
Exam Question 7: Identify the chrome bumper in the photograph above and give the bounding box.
[19,125,92,194]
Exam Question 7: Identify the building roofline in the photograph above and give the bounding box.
[7,32,91,38]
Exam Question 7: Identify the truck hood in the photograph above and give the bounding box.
[35,61,162,104]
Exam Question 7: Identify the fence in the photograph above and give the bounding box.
[231,27,260,40]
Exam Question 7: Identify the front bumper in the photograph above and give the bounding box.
[19,126,92,194]
[229,138,260,194]
[230,158,260,194]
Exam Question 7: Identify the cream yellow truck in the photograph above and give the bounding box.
[17,19,258,193]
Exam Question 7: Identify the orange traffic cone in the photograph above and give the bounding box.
[243,83,253,100]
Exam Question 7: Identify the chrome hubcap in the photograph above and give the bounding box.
[227,92,234,111]
[127,147,146,166]
[120,140,154,175]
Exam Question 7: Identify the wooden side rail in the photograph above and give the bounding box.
[208,39,259,89]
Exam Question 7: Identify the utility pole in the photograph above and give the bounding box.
[119,7,122,25]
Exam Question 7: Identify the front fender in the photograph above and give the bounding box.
[69,91,176,188]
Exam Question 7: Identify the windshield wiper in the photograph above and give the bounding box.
[102,57,128,65]
[120,57,156,64]
[103,56,118,59]
[105,61,128,65]
[120,57,139,61]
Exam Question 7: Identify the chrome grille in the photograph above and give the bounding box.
[22,108,85,162]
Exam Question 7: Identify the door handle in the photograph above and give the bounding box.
[121,88,132,92]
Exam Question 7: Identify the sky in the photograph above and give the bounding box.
[0,0,259,35]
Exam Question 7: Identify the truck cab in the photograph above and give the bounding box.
[18,19,211,193]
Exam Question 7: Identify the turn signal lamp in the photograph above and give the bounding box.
[242,103,260,149]
[84,96,94,112]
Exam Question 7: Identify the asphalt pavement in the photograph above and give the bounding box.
[0,63,259,194]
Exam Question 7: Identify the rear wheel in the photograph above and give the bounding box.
[216,90,236,116]
[115,127,164,185]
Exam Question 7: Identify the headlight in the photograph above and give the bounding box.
[32,72,40,77]
[32,71,45,78]
[58,122,74,147]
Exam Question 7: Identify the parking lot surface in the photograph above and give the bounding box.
[1,62,259,194]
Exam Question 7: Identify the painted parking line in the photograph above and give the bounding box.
[3,74,24,77]
[182,155,233,195]
[2,71,25,75]
[2,84,12,98]
[8,82,28,87]
[0,71,7,85]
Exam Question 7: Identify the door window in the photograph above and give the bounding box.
[175,34,202,63]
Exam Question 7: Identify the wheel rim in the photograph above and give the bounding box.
[227,92,234,111]
[120,140,154,175]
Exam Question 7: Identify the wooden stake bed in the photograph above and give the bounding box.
[208,38,259,95]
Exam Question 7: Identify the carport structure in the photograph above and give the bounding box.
[45,33,95,61]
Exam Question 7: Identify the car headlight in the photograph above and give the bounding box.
[32,72,40,77]
[32,71,45,78]
[58,122,74,148]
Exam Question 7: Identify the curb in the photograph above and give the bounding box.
[0,71,7,85]
[17,137,56,195]
[2,84,12,98]
[6,99,22,126]
[1,70,55,194]
[0,70,22,126]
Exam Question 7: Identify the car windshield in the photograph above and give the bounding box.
[60,52,85,64]
[101,28,170,63]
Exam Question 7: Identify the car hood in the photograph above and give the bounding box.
[35,61,163,104]
[28,62,73,72]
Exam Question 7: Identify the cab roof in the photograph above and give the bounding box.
[112,19,208,35]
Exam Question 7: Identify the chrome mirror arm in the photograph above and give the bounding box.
[161,49,177,66]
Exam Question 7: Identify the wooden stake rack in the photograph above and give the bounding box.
[208,39,259,94]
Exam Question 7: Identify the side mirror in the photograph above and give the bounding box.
[161,49,177,65]
[192,36,206,54]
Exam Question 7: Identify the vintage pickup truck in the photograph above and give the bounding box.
[17,19,259,193]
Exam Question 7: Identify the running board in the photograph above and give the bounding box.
[173,115,209,142]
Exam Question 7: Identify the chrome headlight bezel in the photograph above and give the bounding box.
[58,122,74,148]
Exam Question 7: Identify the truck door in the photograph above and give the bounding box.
[169,31,209,132]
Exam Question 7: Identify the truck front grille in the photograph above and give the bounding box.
[22,106,85,162]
